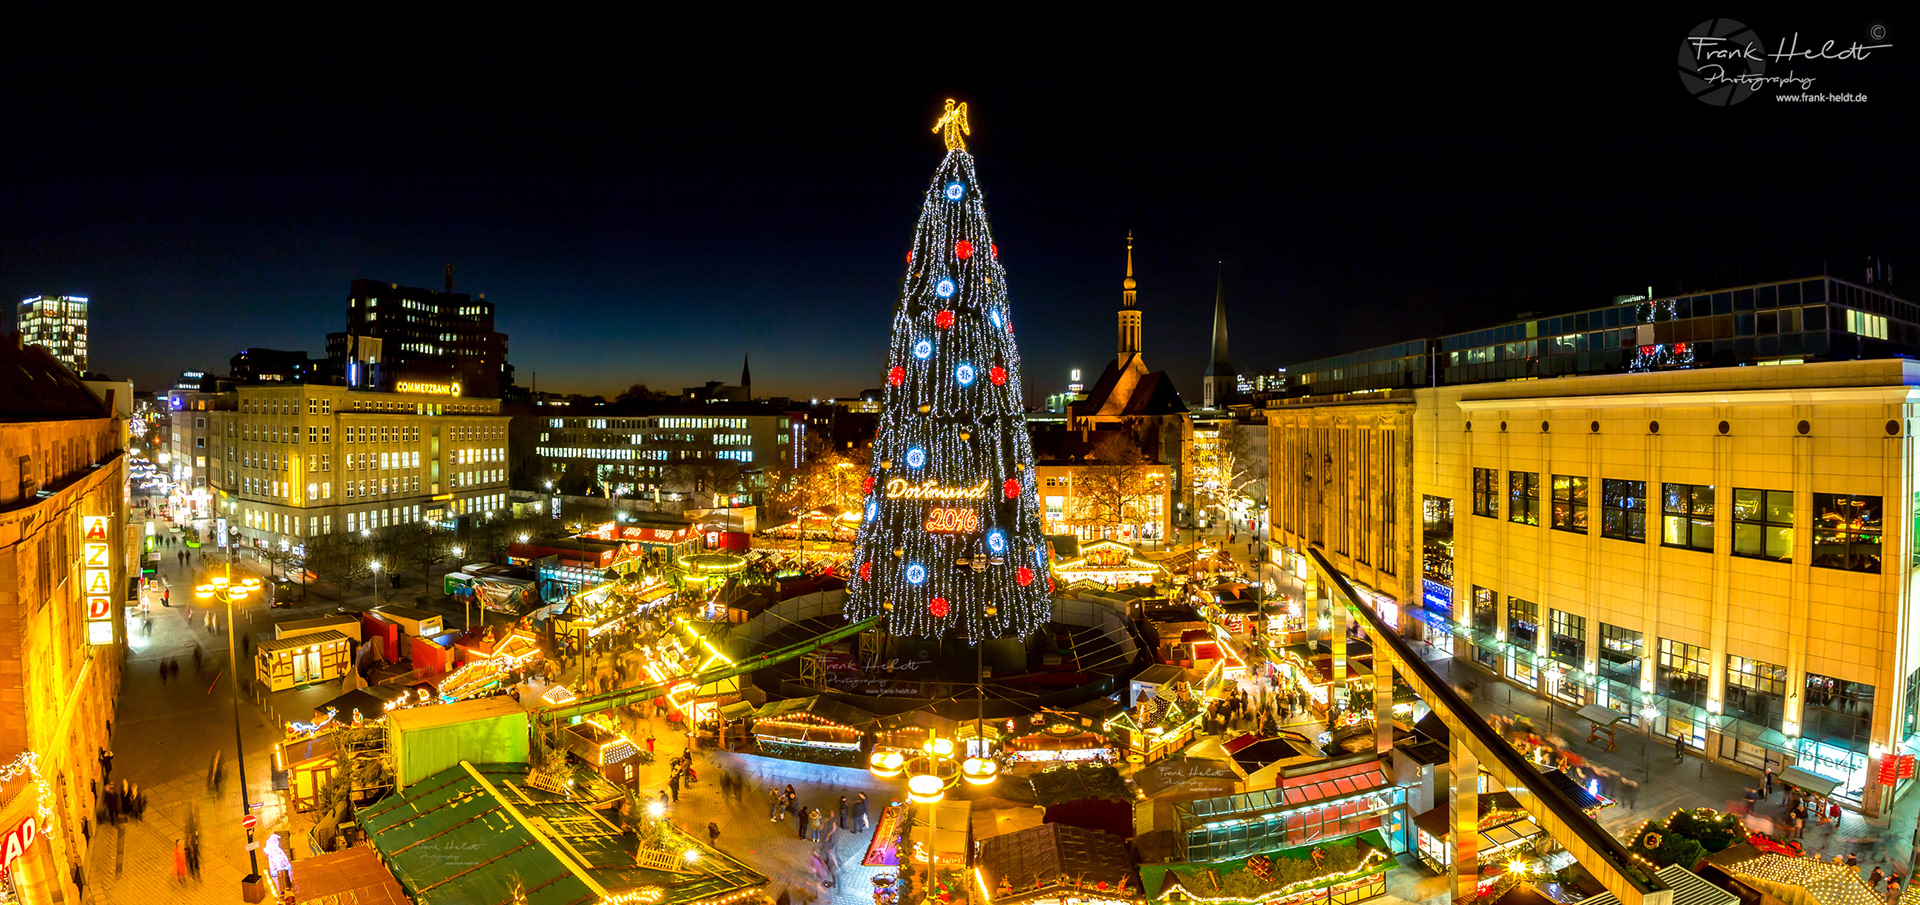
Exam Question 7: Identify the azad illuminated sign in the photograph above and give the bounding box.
[884,478,989,501]
[394,380,461,396]
[1,815,37,877]
[82,515,113,645]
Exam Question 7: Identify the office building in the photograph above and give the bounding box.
[522,403,798,505]
[205,384,510,550]
[230,348,317,383]
[17,295,89,374]
[0,339,128,903]
[329,276,513,397]
[1271,274,1920,816]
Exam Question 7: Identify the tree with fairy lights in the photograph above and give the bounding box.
[846,102,1053,642]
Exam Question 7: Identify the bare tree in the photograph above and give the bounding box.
[1072,433,1165,540]
[306,531,372,599]
[1195,421,1267,517]
[386,523,450,591]
[662,440,750,509]
[764,434,868,522]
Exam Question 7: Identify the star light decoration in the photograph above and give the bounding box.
[846,114,1051,643]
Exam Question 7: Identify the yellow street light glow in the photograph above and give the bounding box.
[870,750,905,778]
[907,773,946,804]
[684,849,700,863]
[648,801,665,818]
[195,588,214,599]
[961,756,999,785]
[211,576,230,587]
[924,737,955,758]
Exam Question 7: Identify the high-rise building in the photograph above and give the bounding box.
[1271,273,1920,817]
[0,338,127,902]
[328,277,512,397]
[17,295,89,374]
[522,403,798,506]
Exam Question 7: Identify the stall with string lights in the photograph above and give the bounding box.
[1054,541,1166,590]
[1140,831,1391,905]
[750,696,873,765]
[1002,709,1116,766]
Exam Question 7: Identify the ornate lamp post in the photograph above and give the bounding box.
[195,564,263,882]
[870,731,988,902]
[450,544,468,630]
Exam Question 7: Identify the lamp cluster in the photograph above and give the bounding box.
[847,147,1052,642]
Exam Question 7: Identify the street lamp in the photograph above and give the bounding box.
[371,560,383,606]
[195,565,264,884]
[1640,702,1661,782]
[870,734,968,899]
[450,545,469,631]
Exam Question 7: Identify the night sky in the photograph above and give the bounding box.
[4,17,1913,402]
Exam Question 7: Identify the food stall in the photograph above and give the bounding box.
[1003,710,1115,766]
[438,629,543,701]
[750,695,872,765]
[874,711,959,758]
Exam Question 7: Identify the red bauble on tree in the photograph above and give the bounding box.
[1016,566,1034,587]
[906,250,913,263]
[989,366,1006,386]
[935,310,955,330]
[955,240,974,260]
[860,562,873,581]
[1003,478,1021,499]
[889,366,905,386]
[990,243,998,259]
[929,597,950,618]
[863,475,875,495]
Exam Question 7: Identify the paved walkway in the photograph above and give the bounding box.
[86,538,283,904]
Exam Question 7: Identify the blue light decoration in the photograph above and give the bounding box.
[945,181,965,201]
[935,279,955,299]
[866,500,878,521]
[906,563,928,585]
[989,309,1003,330]
[987,530,1007,554]
[955,363,976,386]
[906,447,926,469]
[1034,547,1047,569]
[913,339,933,360]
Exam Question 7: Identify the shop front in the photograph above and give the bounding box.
[750,696,872,766]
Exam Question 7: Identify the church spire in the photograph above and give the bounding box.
[1117,232,1143,367]
[741,352,752,398]
[1203,263,1238,408]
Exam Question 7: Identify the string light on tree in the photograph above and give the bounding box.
[847,101,1051,642]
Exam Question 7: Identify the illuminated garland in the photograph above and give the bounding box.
[0,752,56,879]
[1158,849,1389,904]
[845,127,1052,642]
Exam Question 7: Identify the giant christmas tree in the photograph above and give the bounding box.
[846,102,1053,643]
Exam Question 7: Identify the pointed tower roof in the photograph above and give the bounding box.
[1204,264,1234,377]
[1121,231,1137,306]
[741,352,752,390]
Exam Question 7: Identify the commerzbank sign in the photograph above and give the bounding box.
[394,381,461,397]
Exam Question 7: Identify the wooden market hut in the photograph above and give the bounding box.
[977,824,1143,905]
[750,695,873,764]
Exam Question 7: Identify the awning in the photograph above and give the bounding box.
[1577,865,1737,905]
[1780,765,1841,797]
[1480,817,1545,852]
[1578,703,1629,726]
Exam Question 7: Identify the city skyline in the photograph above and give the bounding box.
[6,18,1911,400]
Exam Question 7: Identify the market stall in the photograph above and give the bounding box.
[1141,831,1391,905]
[1053,541,1166,590]
[910,799,972,868]
[750,695,872,765]
[1003,710,1115,766]
[439,630,543,701]
[874,711,960,757]
[976,823,1142,905]
[563,718,642,788]
[256,630,354,692]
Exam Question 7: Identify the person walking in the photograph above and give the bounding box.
[708,820,721,847]
[769,786,784,821]
[104,785,118,826]
[172,840,188,881]
[797,803,810,840]
[1872,868,1886,888]
[809,807,825,843]
[1674,734,1685,761]
[855,792,870,833]
[668,771,680,803]
[1764,766,1776,797]
[837,795,848,830]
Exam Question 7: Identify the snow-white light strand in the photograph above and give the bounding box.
[846,148,1052,642]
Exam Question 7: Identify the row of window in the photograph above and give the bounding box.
[348,451,420,471]
[1467,587,1874,749]
[1465,468,1883,572]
